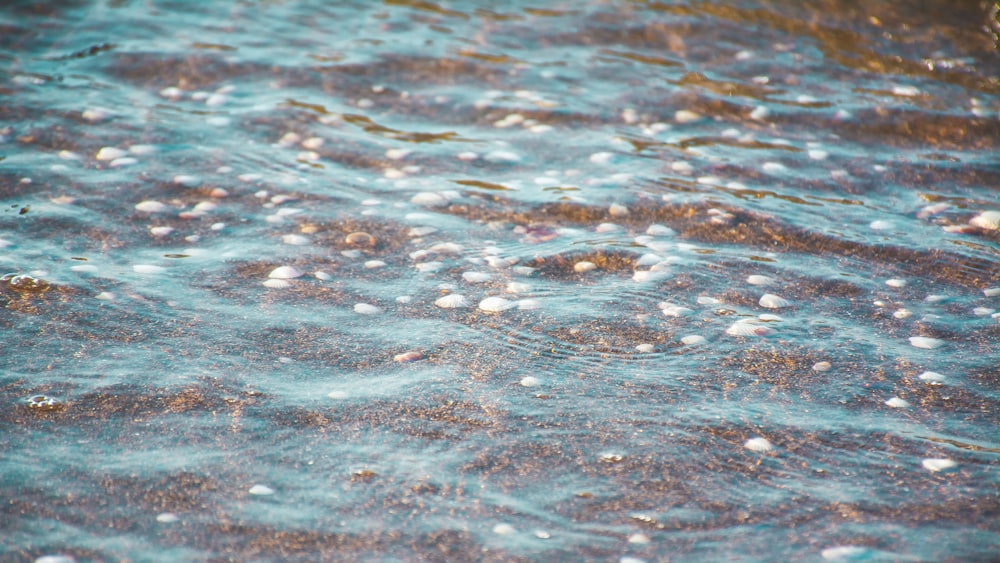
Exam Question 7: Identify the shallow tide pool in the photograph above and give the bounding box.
[2,1,999,561]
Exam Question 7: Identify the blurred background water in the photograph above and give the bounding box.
[1,1,999,561]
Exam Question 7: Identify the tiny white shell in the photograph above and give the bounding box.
[746,275,774,286]
[726,321,773,337]
[354,303,382,315]
[262,279,292,289]
[918,371,946,383]
[884,397,910,408]
[479,296,516,312]
[462,271,492,283]
[574,261,597,273]
[759,293,791,308]
[248,484,274,495]
[135,200,170,213]
[744,437,774,452]
[909,336,944,349]
[646,224,676,236]
[921,458,958,473]
[434,294,469,308]
[969,210,1000,230]
[268,265,304,279]
[680,335,707,346]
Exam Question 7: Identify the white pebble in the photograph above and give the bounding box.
[628,533,651,544]
[744,437,774,452]
[884,397,910,408]
[520,376,540,387]
[269,265,304,279]
[435,294,469,308]
[758,293,791,309]
[609,203,629,217]
[410,192,450,207]
[248,484,275,495]
[893,85,920,97]
[354,303,382,315]
[479,296,516,312]
[893,309,912,319]
[364,260,386,269]
[909,336,944,349]
[921,458,958,473]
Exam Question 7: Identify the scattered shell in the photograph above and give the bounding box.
[758,313,782,322]
[135,200,170,213]
[262,279,292,289]
[394,351,423,363]
[354,303,382,315]
[411,192,450,207]
[746,275,774,286]
[758,293,791,309]
[248,484,275,495]
[744,437,774,452]
[268,265,304,279]
[364,260,386,269]
[519,376,540,387]
[345,231,376,246]
[680,335,707,346]
[516,299,541,310]
[675,109,702,123]
[885,279,906,288]
[492,523,516,535]
[660,303,694,317]
[812,361,832,372]
[646,224,676,236]
[574,261,597,273]
[909,336,944,349]
[95,147,128,161]
[609,203,629,217]
[918,371,946,383]
[969,210,1000,230]
[462,272,492,283]
[893,309,912,319]
[435,294,469,308]
[156,513,180,523]
[628,533,651,544]
[984,287,1000,297]
[921,458,958,473]
[726,321,773,337]
[635,343,655,353]
[479,296,516,312]
[884,397,910,408]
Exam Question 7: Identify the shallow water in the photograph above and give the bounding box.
[2,1,999,561]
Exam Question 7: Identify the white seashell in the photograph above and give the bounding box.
[812,361,832,372]
[909,336,944,349]
[135,200,170,213]
[435,294,469,308]
[268,265,304,279]
[519,376,540,387]
[984,287,1000,297]
[506,282,531,294]
[314,271,332,281]
[410,192,450,207]
[675,109,702,123]
[646,224,676,236]
[884,397,910,408]
[680,335,707,346]
[414,261,442,273]
[95,147,128,161]
[281,234,310,245]
[969,210,1000,230]
[354,303,382,315]
[885,279,906,288]
[430,242,463,254]
[921,458,957,473]
[821,546,870,561]
[635,343,655,353]
[893,309,912,319]
[574,261,597,273]
[479,296,516,312]
[595,222,621,233]
[660,304,694,317]
[636,253,663,266]
[609,203,629,217]
[758,313,783,321]
[918,371,946,383]
[262,279,292,289]
[746,275,774,286]
[462,272,492,283]
[759,293,791,308]
[364,260,386,269]
[726,320,773,337]
[744,437,774,452]
[248,484,275,495]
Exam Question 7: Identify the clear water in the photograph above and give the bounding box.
[2,1,999,561]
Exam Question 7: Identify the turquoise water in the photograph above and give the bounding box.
[2,1,999,561]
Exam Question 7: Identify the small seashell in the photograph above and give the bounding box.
[479,296,516,312]
[248,484,275,495]
[918,371,946,383]
[516,299,541,310]
[394,351,423,363]
[95,146,128,161]
[884,397,910,408]
[354,303,382,315]
[885,279,906,288]
[660,303,694,317]
[812,361,832,372]
[435,294,469,308]
[462,272,492,283]
[680,335,707,346]
[268,265,304,279]
[646,224,676,236]
[746,275,774,286]
[758,293,791,308]
[909,336,944,349]
[263,279,292,289]
[135,200,170,213]
[744,437,774,452]
[574,261,597,273]
[969,210,1000,230]
[635,343,655,353]
[345,232,376,246]
[410,192,450,207]
[609,203,629,217]
[921,458,957,473]
[519,376,540,387]
[726,320,773,337]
